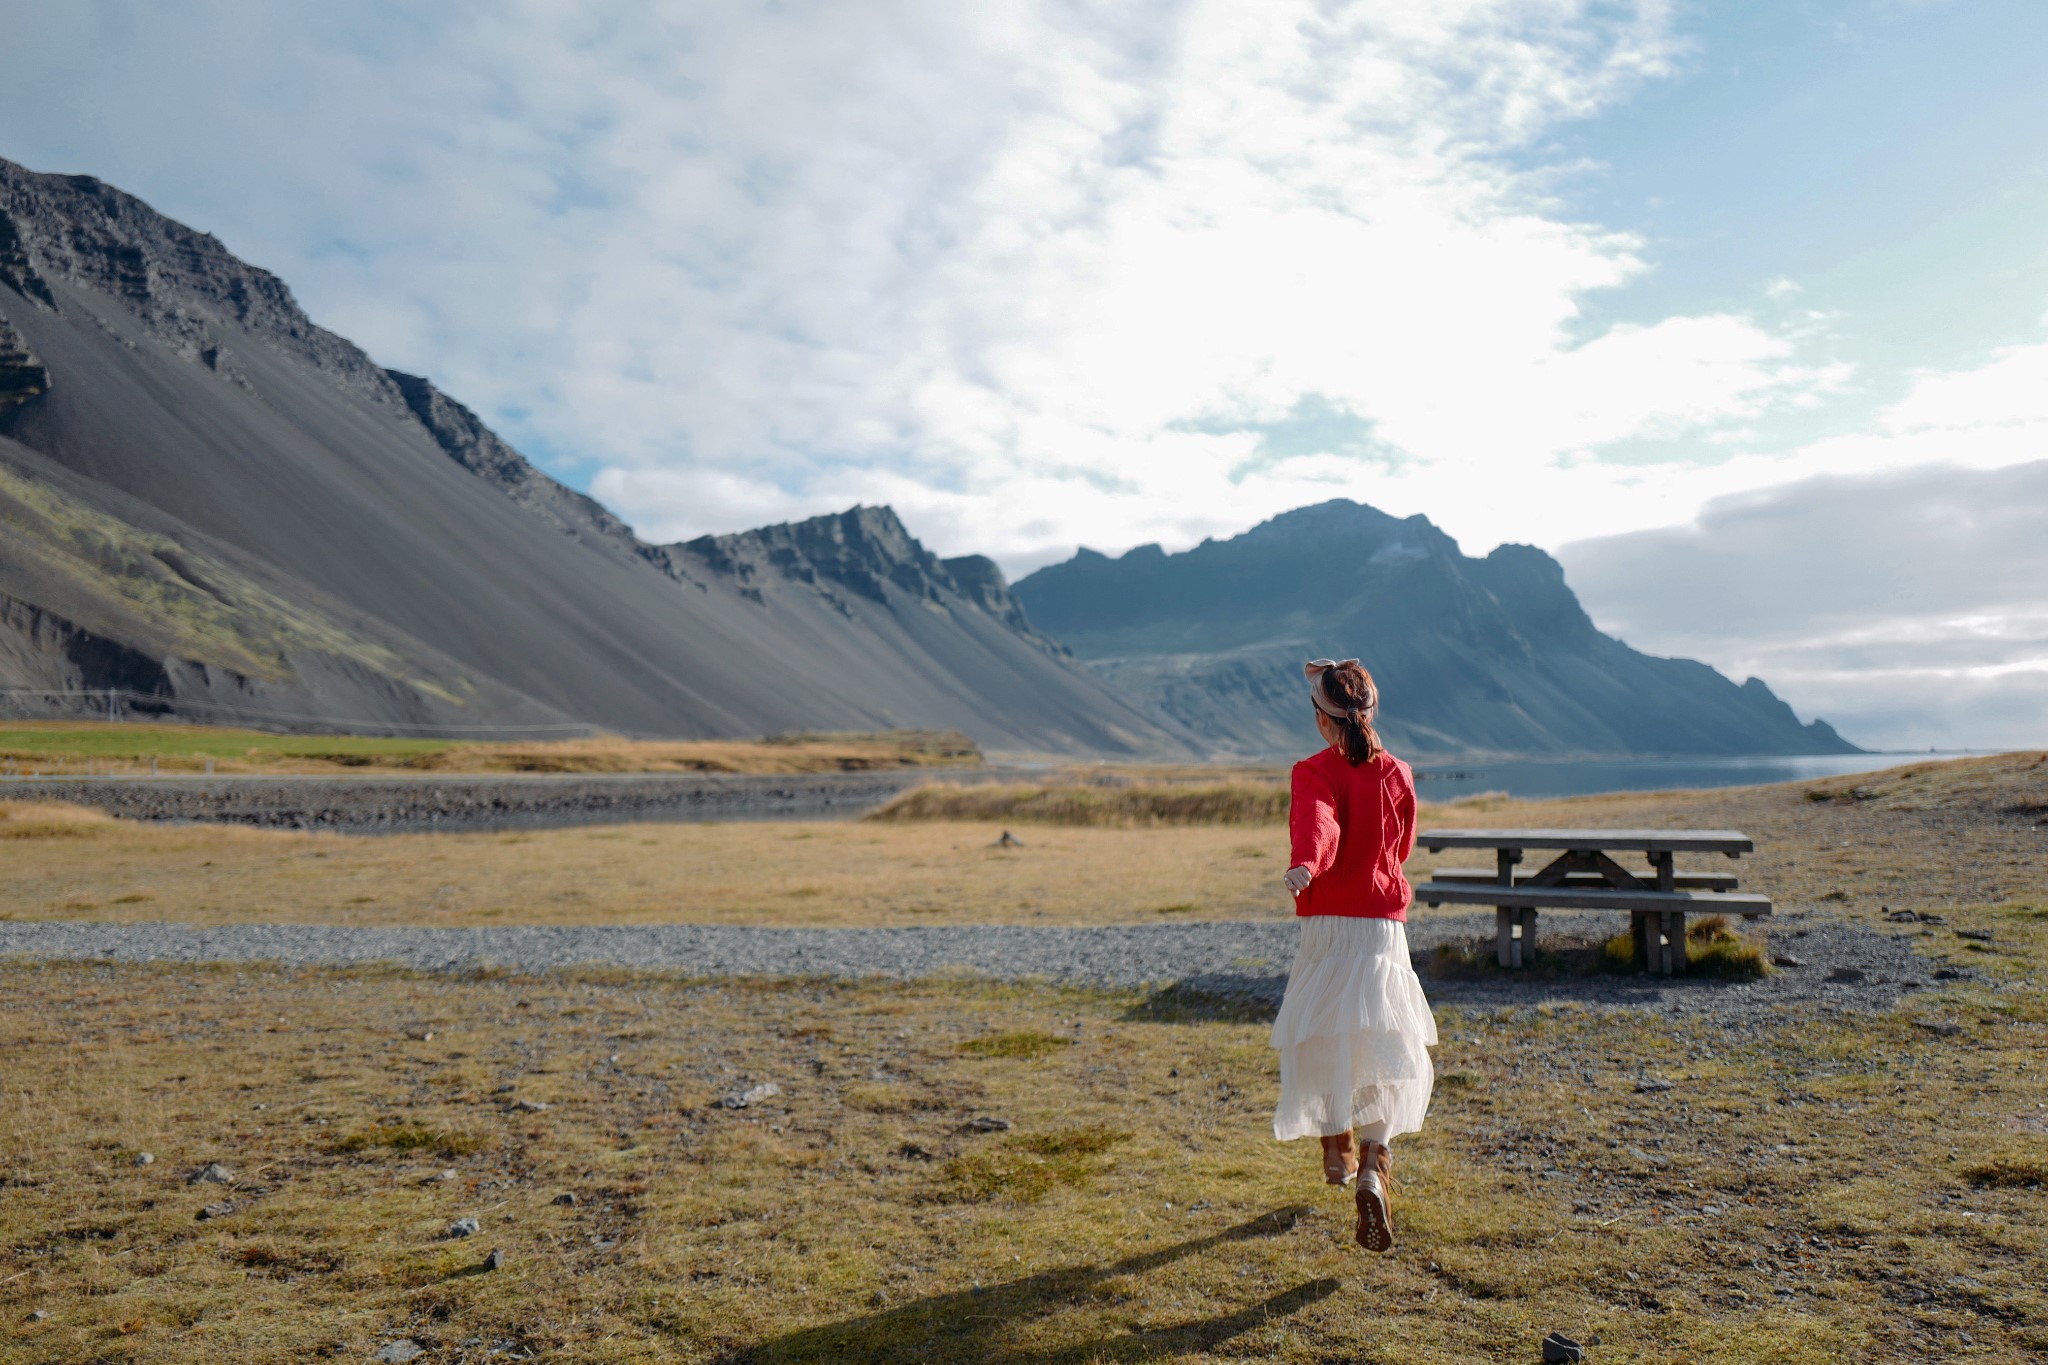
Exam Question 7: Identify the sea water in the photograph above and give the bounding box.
[1409,752,1970,801]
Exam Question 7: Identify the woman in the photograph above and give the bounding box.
[1271,658,1437,1253]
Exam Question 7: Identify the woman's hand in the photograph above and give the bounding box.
[1283,865,1312,895]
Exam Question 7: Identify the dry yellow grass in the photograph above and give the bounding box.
[0,721,980,776]
[0,805,1294,926]
[4,753,2044,931]
[3,898,2044,1362]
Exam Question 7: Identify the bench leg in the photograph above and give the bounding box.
[1518,907,1538,964]
[1631,911,1650,972]
[1496,907,1514,968]
[1666,911,1687,976]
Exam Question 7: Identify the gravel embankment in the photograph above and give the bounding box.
[0,911,1968,1017]
[0,771,939,832]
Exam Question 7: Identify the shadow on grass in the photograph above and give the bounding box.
[1120,980,1281,1024]
[716,1205,1327,1364]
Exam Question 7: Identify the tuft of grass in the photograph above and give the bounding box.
[1597,932,1637,973]
[0,800,113,839]
[1684,915,1771,979]
[331,1121,482,1158]
[868,780,1289,828]
[960,1030,1073,1060]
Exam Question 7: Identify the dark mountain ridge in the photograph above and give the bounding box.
[1014,499,1858,758]
[0,156,1188,755]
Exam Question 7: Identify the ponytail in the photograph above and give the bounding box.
[1310,661,1384,766]
[1336,699,1383,766]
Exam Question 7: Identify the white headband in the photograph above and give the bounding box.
[1305,658,1377,722]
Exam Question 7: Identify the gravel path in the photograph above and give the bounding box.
[0,911,1966,1017]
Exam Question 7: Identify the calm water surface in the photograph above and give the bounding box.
[1409,753,1968,801]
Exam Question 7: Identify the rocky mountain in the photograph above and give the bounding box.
[0,156,1189,755]
[1013,499,1859,758]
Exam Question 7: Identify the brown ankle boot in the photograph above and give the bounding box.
[1355,1141,1393,1251]
[1319,1132,1359,1186]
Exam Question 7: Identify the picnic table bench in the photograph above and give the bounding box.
[1411,829,1771,975]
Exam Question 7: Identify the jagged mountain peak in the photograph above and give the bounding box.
[0,157,401,406]
[671,505,1051,645]
[1014,504,1860,758]
[680,505,939,596]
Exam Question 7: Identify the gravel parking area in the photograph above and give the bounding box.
[0,911,1962,1017]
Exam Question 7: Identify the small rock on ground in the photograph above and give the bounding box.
[447,1217,481,1238]
[377,1341,426,1363]
[133,1152,154,1166]
[719,1082,781,1109]
[187,1162,233,1185]
[484,1248,506,1271]
[196,1201,235,1221]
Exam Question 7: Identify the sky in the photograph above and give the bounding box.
[0,1,2043,749]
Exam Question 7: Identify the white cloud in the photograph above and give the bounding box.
[0,0,1848,565]
[1559,457,2048,751]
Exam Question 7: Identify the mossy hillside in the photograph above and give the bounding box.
[0,462,419,686]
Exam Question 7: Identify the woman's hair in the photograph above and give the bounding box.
[1316,661,1385,766]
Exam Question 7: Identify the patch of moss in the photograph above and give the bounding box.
[960,1030,1073,1060]
[934,1125,1132,1204]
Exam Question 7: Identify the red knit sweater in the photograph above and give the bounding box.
[1287,746,1417,920]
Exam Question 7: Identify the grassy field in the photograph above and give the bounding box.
[0,722,981,776]
[3,904,2043,1363]
[4,752,2042,928]
[3,752,2046,1361]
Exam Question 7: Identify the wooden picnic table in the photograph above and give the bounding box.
[1412,828,1771,975]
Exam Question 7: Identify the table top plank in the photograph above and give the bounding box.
[1419,828,1754,855]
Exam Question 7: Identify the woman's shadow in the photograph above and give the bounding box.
[717,1205,1336,1364]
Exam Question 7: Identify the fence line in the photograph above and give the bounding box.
[0,687,599,739]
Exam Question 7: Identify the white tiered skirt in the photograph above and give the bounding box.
[1271,915,1438,1142]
